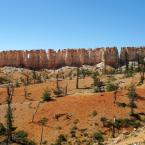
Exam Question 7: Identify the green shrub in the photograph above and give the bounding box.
[128,85,137,99]
[140,116,145,122]
[28,140,37,145]
[70,126,77,137]
[106,83,118,92]
[79,68,90,78]
[124,70,134,78]
[118,118,130,127]
[116,102,127,108]
[15,80,20,88]
[0,76,9,84]
[13,130,36,145]
[42,140,48,145]
[92,110,97,117]
[56,134,67,144]
[114,119,123,129]
[100,117,112,128]
[109,77,117,82]
[128,119,141,128]
[93,131,104,144]
[42,89,52,101]
[14,131,36,145]
[115,118,141,128]
[15,130,28,139]
[0,123,6,135]
[91,72,100,86]
[53,88,64,97]
[93,86,101,93]
[91,71,99,78]
[100,117,107,123]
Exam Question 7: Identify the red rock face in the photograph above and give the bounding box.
[78,49,89,65]
[120,47,138,63]
[88,48,101,65]
[105,47,119,67]
[120,47,145,64]
[0,47,127,69]
[47,49,56,69]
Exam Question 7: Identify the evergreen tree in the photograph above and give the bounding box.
[125,51,129,72]
[6,83,15,144]
[127,85,138,115]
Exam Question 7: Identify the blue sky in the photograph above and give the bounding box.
[0,0,145,51]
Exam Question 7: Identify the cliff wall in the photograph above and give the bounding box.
[120,47,145,64]
[0,47,145,69]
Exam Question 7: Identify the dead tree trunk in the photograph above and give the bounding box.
[112,116,116,138]
[40,126,44,145]
[56,73,59,89]
[24,84,28,99]
[65,84,68,96]
[113,90,117,104]
[76,68,79,89]
[31,102,41,122]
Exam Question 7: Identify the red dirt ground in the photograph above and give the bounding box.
[0,74,145,144]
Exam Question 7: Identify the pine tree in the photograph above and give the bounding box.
[139,55,145,84]
[127,85,138,115]
[125,51,129,72]
[6,83,15,144]
[32,70,37,84]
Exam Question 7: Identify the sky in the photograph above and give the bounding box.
[0,0,145,51]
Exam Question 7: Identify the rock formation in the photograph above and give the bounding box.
[120,47,145,65]
[0,47,145,69]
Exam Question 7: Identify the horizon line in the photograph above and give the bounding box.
[1,46,145,52]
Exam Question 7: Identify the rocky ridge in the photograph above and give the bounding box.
[0,47,145,69]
